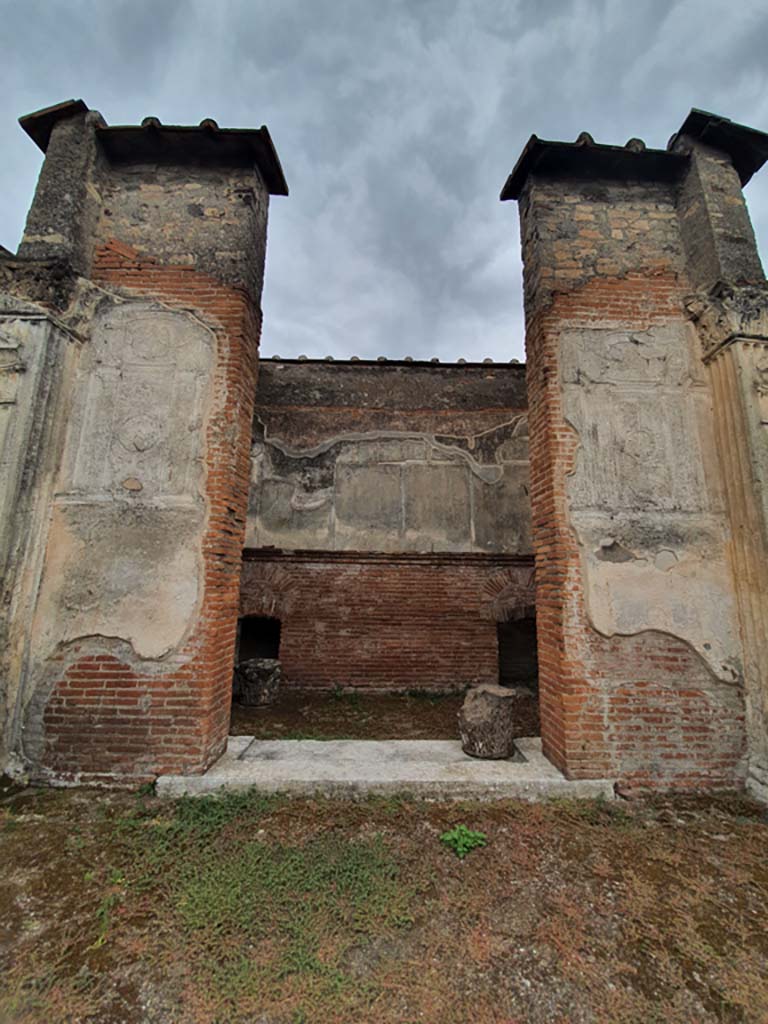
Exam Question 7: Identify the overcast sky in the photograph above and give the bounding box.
[1,0,767,362]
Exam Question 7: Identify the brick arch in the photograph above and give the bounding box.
[239,562,296,619]
[481,567,536,623]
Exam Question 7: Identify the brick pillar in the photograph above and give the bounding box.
[500,115,765,789]
[6,101,288,782]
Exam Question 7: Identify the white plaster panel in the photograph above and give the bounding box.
[562,325,709,513]
[562,324,741,682]
[573,512,741,682]
[61,304,213,499]
[34,302,214,661]
[34,502,205,660]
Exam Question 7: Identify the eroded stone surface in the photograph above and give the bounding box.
[234,658,282,707]
[458,685,534,760]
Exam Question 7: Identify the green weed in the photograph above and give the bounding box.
[439,824,488,859]
[108,791,419,1015]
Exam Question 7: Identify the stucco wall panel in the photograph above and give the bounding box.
[246,359,531,556]
[32,301,214,662]
[560,322,742,682]
[35,503,204,660]
[0,312,76,764]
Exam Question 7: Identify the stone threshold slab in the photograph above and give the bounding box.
[156,736,616,801]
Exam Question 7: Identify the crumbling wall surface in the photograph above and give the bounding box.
[517,170,746,789]
[25,251,262,781]
[94,162,270,301]
[0,301,78,769]
[17,109,106,274]
[32,300,213,658]
[240,553,534,692]
[676,139,768,800]
[2,262,261,781]
[3,101,274,780]
[561,321,739,682]
[248,361,532,554]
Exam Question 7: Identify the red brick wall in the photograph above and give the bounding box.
[240,553,533,692]
[40,240,260,781]
[519,178,746,790]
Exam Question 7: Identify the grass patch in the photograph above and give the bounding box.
[3,788,767,1024]
[549,794,633,827]
[107,789,422,1019]
[173,835,411,990]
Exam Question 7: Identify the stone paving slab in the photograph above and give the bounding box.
[157,737,616,801]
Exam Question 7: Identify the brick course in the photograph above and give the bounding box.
[240,553,533,693]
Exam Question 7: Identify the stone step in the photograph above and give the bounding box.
[156,736,616,801]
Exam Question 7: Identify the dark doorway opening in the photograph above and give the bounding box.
[236,615,281,662]
[497,616,538,689]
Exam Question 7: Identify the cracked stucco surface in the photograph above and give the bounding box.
[562,322,742,684]
[246,415,532,554]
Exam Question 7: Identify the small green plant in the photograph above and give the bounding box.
[439,824,487,860]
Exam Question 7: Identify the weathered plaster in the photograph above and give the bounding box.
[701,326,768,801]
[246,416,532,554]
[0,310,78,764]
[18,109,107,275]
[562,323,742,683]
[31,300,214,662]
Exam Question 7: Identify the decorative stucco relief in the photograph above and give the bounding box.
[561,323,742,683]
[32,301,214,661]
[246,415,532,554]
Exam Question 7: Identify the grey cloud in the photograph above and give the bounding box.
[1,0,767,362]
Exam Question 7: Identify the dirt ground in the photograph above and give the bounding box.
[2,781,767,1024]
[229,688,541,741]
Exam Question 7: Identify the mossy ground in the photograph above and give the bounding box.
[1,785,767,1023]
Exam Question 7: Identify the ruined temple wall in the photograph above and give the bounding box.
[31,252,262,780]
[242,360,535,692]
[240,553,534,692]
[248,360,532,555]
[516,170,747,788]
[2,105,277,781]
